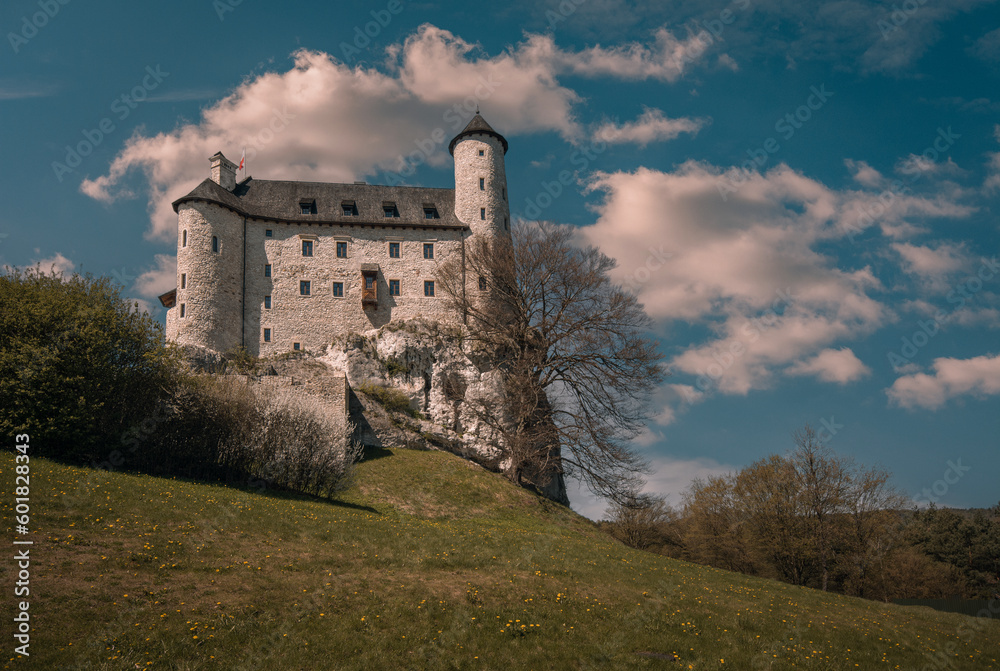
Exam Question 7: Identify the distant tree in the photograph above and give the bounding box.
[0,267,175,461]
[604,490,679,552]
[905,507,1000,598]
[436,222,665,504]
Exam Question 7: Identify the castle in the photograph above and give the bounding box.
[159,113,511,356]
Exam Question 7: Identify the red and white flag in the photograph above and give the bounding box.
[238,147,245,172]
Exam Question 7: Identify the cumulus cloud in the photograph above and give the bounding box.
[968,26,1000,64]
[592,107,707,147]
[579,161,976,402]
[568,455,734,520]
[892,241,972,291]
[82,24,719,242]
[888,354,1000,409]
[787,347,871,384]
[844,159,885,188]
[31,252,75,277]
[133,254,178,299]
[556,27,713,81]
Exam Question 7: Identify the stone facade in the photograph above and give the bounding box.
[161,114,512,357]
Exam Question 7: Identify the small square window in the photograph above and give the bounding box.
[263,328,271,342]
[212,236,219,253]
[478,149,484,156]
[265,229,273,237]
[388,242,400,258]
[264,264,272,278]
[302,240,313,257]
[293,342,301,351]
[424,280,435,297]
[383,204,399,218]
[480,208,486,220]
[336,241,348,258]
[180,273,186,289]
[342,202,357,216]
[423,243,434,259]
[332,282,344,297]
[479,177,485,190]
[182,230,187,247]
[180,304,186,318]
[264,295,271,309]
[478,276,487,291]
[300,280,311,296]
[423,207,439,219]
[300,200,316,215]
[389,279,400,296]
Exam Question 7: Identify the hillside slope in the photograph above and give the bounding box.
[2,449,998,670]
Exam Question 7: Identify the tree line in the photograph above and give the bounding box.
[603,426,1000,601]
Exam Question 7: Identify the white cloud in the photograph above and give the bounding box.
[592,107,707,147]
[31,252,74,277]
[567,455,734,520]
[892,241,972,292]
[133,254,178,299]
[844,159,884,188]
[580,162,903,396]
[557,27,713,82]
[787,347,871,384]
[888,354,1000,409]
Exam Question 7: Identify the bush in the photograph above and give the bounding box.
[135,375,360,497]
[356,381,421,418]
[0,267,176,462]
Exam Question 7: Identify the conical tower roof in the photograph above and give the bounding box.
[448,113,508,155]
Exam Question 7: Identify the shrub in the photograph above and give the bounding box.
[0,267,176,462]
[356,381,421,418]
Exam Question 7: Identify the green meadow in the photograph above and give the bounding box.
[3,448,998,670]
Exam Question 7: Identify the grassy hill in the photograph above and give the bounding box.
[3,448,998,670]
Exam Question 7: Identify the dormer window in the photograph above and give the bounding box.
[342,201,357,216]
[423,207,439,219]
[299,200,317,215]
[383,203,399,218]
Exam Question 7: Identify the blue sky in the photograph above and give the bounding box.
[3,0,998,518]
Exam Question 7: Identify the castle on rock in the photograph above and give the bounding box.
[160,114,511,356]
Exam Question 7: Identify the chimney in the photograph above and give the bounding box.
[209,151,238,191]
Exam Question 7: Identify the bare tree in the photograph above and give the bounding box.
[437,222,665,504]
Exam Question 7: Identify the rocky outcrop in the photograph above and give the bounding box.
[322,319,568,505]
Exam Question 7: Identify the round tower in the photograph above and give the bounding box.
[449,113,511,242]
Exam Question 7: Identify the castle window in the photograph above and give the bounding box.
[212,236,219,253]
[342,201,357,216]
[182,230,187,247]
[265,229,273,237]
[388,242,400,258]
[264,295,271,309]
[300,280,311,296]
[263,328,271,342]
[479,276,487,291]
[505,217,508,230]
[479,177,484,190]
[293,342,301,351]
[502,187,506,200]
[264,264,272,277]
[389,279,400,296]
[423,207,439,219]
[180,273,186,289]
[424,280,435,297]
[383,203,399,218]
[423,243,434,260]
[180,304,186,318]
[336,241,348,258]
[332,282,344,297]
[478,149,484,156]
[299,200,316,215]
[302,240,313,257]
[480,208,486,220]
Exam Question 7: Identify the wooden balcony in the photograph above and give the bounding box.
[361,264,379,308]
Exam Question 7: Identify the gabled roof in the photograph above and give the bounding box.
[172,178,467,230]
[448,113,508,155]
